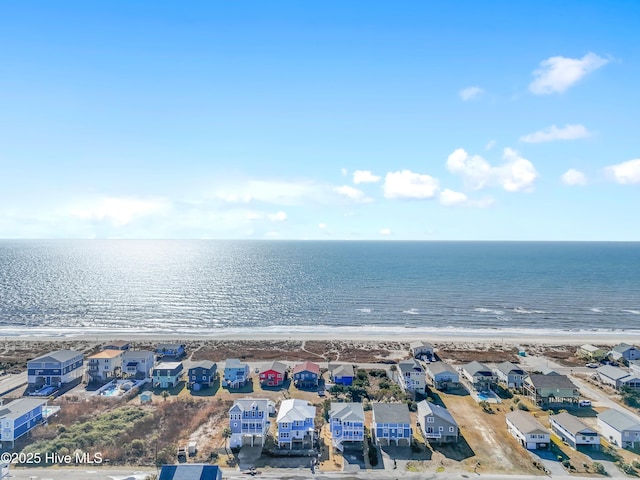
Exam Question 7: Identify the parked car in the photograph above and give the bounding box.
[586,363,599,368]
[579,400,592,407]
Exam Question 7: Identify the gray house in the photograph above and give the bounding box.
[371,403,412,446]
[549,412,600,450]
[611,343,640,362]
[426,362,459,390]
[598,409,640,449]
[410,341,434,359]
[460,361,496,391]
[494,361,526,389]
[416,400,459,444]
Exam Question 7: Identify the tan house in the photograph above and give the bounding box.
[86,349,124,382]
[577,344,607,361]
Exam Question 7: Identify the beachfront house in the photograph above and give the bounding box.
[152,361,183,389]
[276,399,315,449]
[122,350,155,379]
[229,398,270,448]
[416,400,459,444]
[86,349,125,383]
[223,359,250,389]
[410,341,434,359]
[27,350,84,389]
[523,374,580,406]
[396,359,427,394]
[596,365,640,390]
[505,411,550,450]
[155,343,185,359]
[598,409,640,449]
[426,362,459,391]
[329,402,365,451]
[611,343,640,362]
[0,398,47,448]
[292,361,320,389]
[371,403,412,446]
[460,361,496,391]
[549,412,600,450]
[188,360,217,390]
[578,344,607,361]
[259,361,287,387]
[159,464,223,480]
[102,340,130,351]
[494,361,527,390]
[329,364,355,386]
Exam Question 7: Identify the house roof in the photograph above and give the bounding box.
[398,359,424,374]
[463,361,492,376]
[597,365,631,381]
[526,374,577,390]
[0,398,47,421]
[598,408,640,432]
[410,341,433,350]
[154,361,183,370]
[506,411,549,436]
[417,400,457,427]
[157,343,184,350]
[261,361,286,374]
[551,412,596,436]
[277,399,315,423]
[580,344,603,352]
[292,361,320,375]
[330,402,364,423]
[30,349,82,364]
[372,403,411,425]
[495,361,526,376]
[225,359,247,369]
[230,398,270,413]
[427,362,458,376]
[123,349,153,358]
[613,343,637,354]
[329,363,355,378]
[158,464,222,480]
[191,360,216,371]
[88,349,124,359]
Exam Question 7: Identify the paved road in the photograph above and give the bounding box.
[0,372,27,396]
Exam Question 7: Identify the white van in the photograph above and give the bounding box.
[579,400,592,407]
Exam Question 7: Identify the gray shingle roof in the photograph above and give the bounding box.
[613,343,636,354]
[551,412,596,436]
[427,362,458,376]
[398,359,424,374]
[329,363,355,378]
[0,398,47,421]
[599,408,640,432]
[30,349,82,364]
[330,402,364,422]
[495,361,526,376]
[463,361,492,376]
[526,374,577,389]
[372,403,411,425]
[597,365,631,381]
[191,360,216,371]
[506,411,549,435]
[417,400,457,427]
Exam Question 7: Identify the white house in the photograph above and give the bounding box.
[426,362,459,390]
[86,349,124,382]
[505,411,550,450]
[596,365,640,390]
[27,350,84,388]
[122,350,155,379]
[549,412,600,450]
[276,399,315,449]
[229,398,270,448]
[0,398,47,447]
[410,341,434,358]
[396,359,427,394]
[598,408,640,449]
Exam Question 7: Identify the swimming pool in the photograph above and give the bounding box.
[100,386,121,397]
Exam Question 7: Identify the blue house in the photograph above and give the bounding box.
[0,398,47,447]
[372,402,412,446]
[329,402,364,451]
[155,343,185,359]
[152,362,184,389]
[292,361,320,389]
[276,399,316,449]
[329,364,355,386]
[27,350,84,389]
[188,360,217,390]
[229,398,270,448]
[223,359,250,389]
[159,464,222,480]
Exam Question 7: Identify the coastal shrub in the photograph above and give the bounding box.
[562,459,571,469]
[367,444,378,466]
[517,403,529,411]
[513,396,520,404]
[368,369,387,378]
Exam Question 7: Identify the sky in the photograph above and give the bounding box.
[0,1,639,240]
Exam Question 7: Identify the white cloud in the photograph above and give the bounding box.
[379,228,391,235]
[520,124,591,143]
[247,212,262,220]
[267,211,287,222]
[485,140,496,151]
[529,52,609,95]
[353,170,381,184]
[459,86,484,101]
[69,197,169,227]
[334,185,373,203]
[447,147,538,192]
[341,168,348,177]
[605,159,640,184]
[383,170,439,199]
[439,189,468,206]
[561,169,588,186]
[318,223,327,229]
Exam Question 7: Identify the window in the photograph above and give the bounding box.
[281,423,289,429]
[438,426,443,432]
[427,417,434,423]
[281,432,289,438]
[449,426,455,433]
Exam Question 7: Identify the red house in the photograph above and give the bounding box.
[259,361,287,387]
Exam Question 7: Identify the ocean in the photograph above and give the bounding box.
[0,240,639,337]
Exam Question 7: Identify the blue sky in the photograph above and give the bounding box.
[1,1,639,240]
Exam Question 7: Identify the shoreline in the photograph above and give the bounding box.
[4,327,640,346]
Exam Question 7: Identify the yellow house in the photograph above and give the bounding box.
[578,344,607,361]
